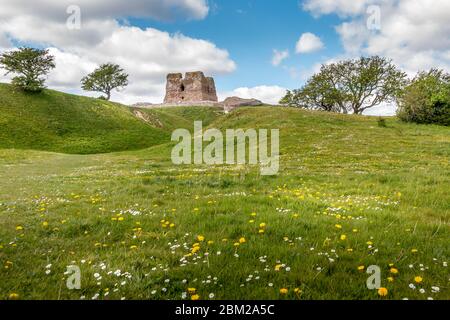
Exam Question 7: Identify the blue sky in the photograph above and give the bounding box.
[131,0,342,93]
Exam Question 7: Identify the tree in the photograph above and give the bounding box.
[279,89,305,108]
[397,69,449,126]
[81,63,128,100]
[0,47,55,92]
[280,56,407,114]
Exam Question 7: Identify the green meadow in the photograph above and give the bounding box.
[0,85,449,300]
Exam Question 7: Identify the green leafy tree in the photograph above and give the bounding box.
[279,89,305,108]
[81,63,128,100]
[281,56,407,114]
[0,47,55,92]
[397,69,449,126]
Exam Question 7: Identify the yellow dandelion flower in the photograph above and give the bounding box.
[42,221,49,227]
[233,242,240,247]
[280,288,288,295]
[191,294,200,301]
[340,234,347,241]
[414,276,423,283]
[191,247,200,254]
[275,264,283,271]
[357,265,365,271]
[188,288,196,294]
[259,229,265,234]
[411,249,418,254]
[239,237,246,244]
[15,226,23,231]
[250,213,257,217]
[335,224,342,229]
[207,241,214,245]
[259,223,266,228]
[130,245,138,250]
[197,235,205,242]
[169,223,175,228]
[378,287,388,297]
[294,288,302,294]
[390,268,399,275]
[8,293,20,300]
[118,217,124,222]
[387,277,394,283]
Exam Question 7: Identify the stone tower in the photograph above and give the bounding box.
[164,71,218,104]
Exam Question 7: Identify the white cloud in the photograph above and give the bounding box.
[46,48,97,90]
[0,0,237,104]
[220,86,287,105]
[0,0,209,22]
[40,27,236,103]
[364,102,397,116]
[272,49,289,66]
[302,0,372,17]
[0,33,11,50]
[296,32,324,54]
[304,0,450,75]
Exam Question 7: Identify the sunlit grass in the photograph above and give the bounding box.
[0,106,449,300]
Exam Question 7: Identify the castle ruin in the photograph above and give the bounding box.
[164,71,218,104]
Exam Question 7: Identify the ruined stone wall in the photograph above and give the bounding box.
[164,71,218,104]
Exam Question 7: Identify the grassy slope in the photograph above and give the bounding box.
[135,106,223,132]
[0,83,174,154]
[0,101,449,300]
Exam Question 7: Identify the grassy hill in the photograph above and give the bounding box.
[0,83,188,154]
[0,87,449,300]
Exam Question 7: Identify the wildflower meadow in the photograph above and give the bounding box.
[0,106,448,301]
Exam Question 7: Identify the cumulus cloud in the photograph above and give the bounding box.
[272,49,289,66]
[0,0,237,104]
[302,0,372,17]
[303,0,450,75]
[0,0,209,22]
[0,33,11,49]
[220,86,287,105]
[296,33,324,54]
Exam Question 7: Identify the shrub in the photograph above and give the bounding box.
[397,69,450,126]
